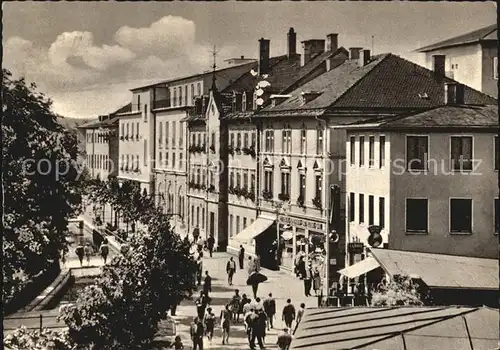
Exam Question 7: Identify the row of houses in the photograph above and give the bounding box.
[81,25,498,291]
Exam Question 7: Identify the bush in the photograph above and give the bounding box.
[3,326,75,350]
[370,275,424,307]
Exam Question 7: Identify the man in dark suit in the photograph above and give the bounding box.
[238,245,245,269]
[203,271,212,298]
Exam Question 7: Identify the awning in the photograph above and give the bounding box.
[337,257,380,279]
[233,217,274,242]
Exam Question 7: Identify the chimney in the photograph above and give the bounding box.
[432,55,446,77]
[259,38,270,75]
[359,49,371,67]
[241,55,244,59]
[349,47,362,60]
[301,39,325,66]
[326,33,338,52]
[444,83,465,105]
[287,28,297,58]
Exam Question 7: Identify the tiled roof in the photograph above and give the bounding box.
[416,24,497,52]
[111,102,132,115]
[260,53,497,115]
[370,248,499,290]
[344,105,498,130]
[292,306,499,350]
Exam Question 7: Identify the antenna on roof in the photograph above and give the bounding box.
[372,35,375,55]
[210,45,219,88]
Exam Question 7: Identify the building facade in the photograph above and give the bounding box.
[417,24,498,98]
[344,104,498,260]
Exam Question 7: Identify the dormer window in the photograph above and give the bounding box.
[270,94,292,107]
[301,91,322,105]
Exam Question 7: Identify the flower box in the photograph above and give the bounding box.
[278,193,290,201]
[262,190,273,200]
[297,196,305,208]
[312,196,322,210]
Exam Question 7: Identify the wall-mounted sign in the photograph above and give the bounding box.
[280,216,324,231]
[348,242,364,254]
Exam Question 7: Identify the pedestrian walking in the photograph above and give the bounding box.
[303,261,313,297]
[203,271,212,298]
[196,256,203,286]
[207,234,215,257]
[170,335,184,349]
[247,271,267,299]
[238,245,245,269]
[249,309,264,350]
[263,293,276,330]
[239,293,251,322]
[226,257,236,286]
[84,243,92,265]
[203,307,216,344]
[195,291,209,320]
[257,308,268,344]
[190,317,204,350]
[247,256,256,275]
[293,303,305,335]
[220,304,231,345]
[276,328,293,350]
[75,243,84,266]
[313,267,322,296]
[254,254,261,272]
[282,299,296,329]
[99,239,109,264]
[253,297,264,312]
[230,289,242,322]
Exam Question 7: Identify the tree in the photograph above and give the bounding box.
[3,326,75,350]
[60,184,197,349]
[370,275,425,307]
[2,69,84,303]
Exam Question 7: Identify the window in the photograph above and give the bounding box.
[368,195,374,225]
[172,122,176,148]
[165,122,169,148]
[202,208,205,229]
[243,217,247,229]
[230,171,234,188]
[379,136,385,168]
[495,136,499,170]
[191,206,194,225]
[265,130,274,152]
[236,215,240,234]
[131,123,134,141]
[359,194,364,224]
[406,199,428,233]
[264,170,273,193]
[173,88,177,107]
[196,168,201,184]
[144,104,148,122]
[299,174,306,198]
[196,207,200,227]
[316,125,323,155]
[121,154,124,168]
[242,92,247,112]
[281,172,290,196]
[172,152,176,169]
[126,123,129,138]
[184,85,188,105]
[136,155,139,169]
[243,172,248,189]
[243,133,249,148]
[315,175,322,200]
[191,84,195,104]
[237,133,241,149]
[369,136,375,167]
[359,136,365,166]
[137,95,141,109]
[210,170,215,187]
[450,136,473,171]
[495,199,499,233]
[211,132,216,148]
[349,193,355,222]
[179,87,182,106]
[406,136,428,171]
[494,57,498,80]
[197,83,201,96]
[450,199,472,233]
[300,125,307,154]
[179,152,183,169]
[136,122,139,138]
[236,172,241,188]
[230,133,235,147]
[159,122,163,148]
[350,136,355,165]
[143,140,147,166]
[251,173,256,190]
[282,124,291,153]
[179,123,183,148]
[251,132,256,148]
[229,215,233,237]
[379,197,385,228]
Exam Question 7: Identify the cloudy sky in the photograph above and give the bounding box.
[3,2,496,119]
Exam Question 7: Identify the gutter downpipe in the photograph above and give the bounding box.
[315,114,330,305]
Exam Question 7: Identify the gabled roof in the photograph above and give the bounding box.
[77,103,131,129]
[370,248,499,290]
[416,24,497,52]
[260,53,497,116]
[341,105,498,131]
[292,306,499,350]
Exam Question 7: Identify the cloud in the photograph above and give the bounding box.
[115,16,196,58]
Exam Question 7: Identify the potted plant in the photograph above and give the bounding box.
[278,193,290,201]
[228,145,235,156]
[312,196,322,210]
[209,145,215,153]
[208,185,215,193]
[297,195,305,208]
[262,190,273,200]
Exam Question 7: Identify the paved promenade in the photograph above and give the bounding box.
[171,252,317,349]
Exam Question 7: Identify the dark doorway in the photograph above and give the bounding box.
[255,225,279,270]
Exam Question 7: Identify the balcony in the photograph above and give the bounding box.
[153,99,171,110]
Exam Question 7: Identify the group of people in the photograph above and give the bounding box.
[295,255,322,297]
[74,239,109,267]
